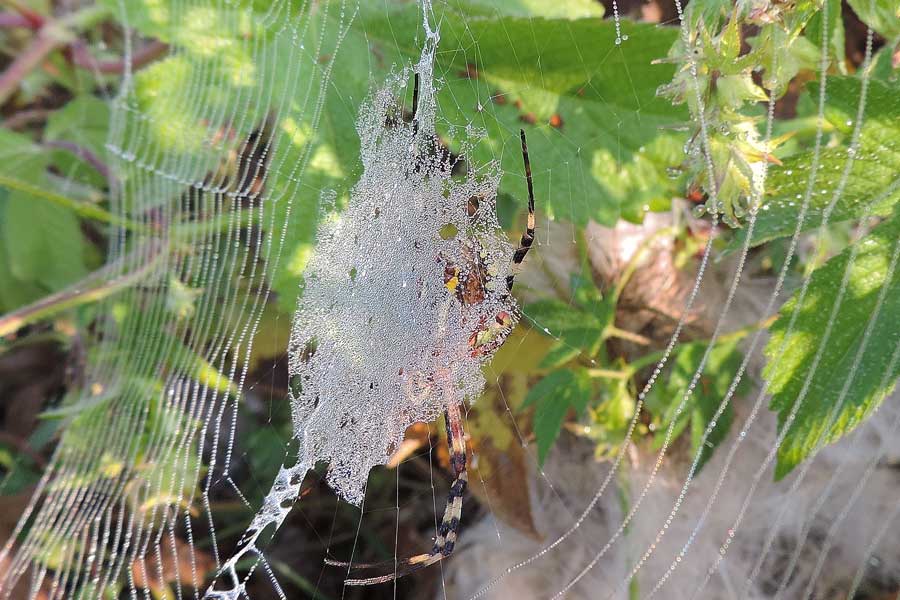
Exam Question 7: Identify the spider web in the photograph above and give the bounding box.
[2,1,899,599]
[1,0,353,596]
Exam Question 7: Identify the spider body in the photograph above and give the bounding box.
[446,135,536,359]
[443,231,516,357]
[328,74,536,586]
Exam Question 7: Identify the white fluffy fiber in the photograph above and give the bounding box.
[439,390,900,599]
[438,211,900,599]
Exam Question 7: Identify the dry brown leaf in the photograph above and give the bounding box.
[0,492,51,600]
[131,537,215,597]
[386,422,431,469]
[465,388,540,540]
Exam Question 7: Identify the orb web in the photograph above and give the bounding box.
[2,1,898,599]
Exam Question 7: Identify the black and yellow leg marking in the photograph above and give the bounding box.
[411,72,420,135]
[433,403,468,557]
[506,129,536,291]
[328,405,468,586]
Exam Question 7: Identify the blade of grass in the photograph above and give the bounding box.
[0,242,164,336]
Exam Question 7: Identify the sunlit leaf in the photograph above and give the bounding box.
[734,77,900,250]
[847,0,900,40]
[0,130,89,300]
[766,208,900,479]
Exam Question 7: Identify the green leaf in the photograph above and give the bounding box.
[0,129,88,298]
[525,268,612,349]
[356,2,687,226]
[522,368,592,466]
[5,196,89,291]
[117,2,686,310]
[527,292,607,365]
[648,339,747,470]
[570,269,604,310]
[45,95,109,157]
[0,192,45,313]
[0,443,41,494]
[462,0,605,18]
[538,341,582,370]
[805,0,847,75]
[106,3,339,312]
[525,298,600,334]
[88,296,239,398]
[847,0,900,41]
[0,128,43,172]
[587,378,635,459]
[44,95,111,188]
[733,77,900,250]
[539,327,604,368]
[527,268,611,364]
[766,209,900,479]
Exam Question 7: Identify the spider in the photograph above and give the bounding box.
[326,73,537,585]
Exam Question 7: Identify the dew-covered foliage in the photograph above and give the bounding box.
[288,46,517,506]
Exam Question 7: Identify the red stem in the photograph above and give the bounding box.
[44,140,114,184]
[0,19,167,107]
[69,39,169,74]
[1,107,50,129]
[3,2,45,28]
[0,27,65,106]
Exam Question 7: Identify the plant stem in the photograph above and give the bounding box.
[0,24,68,105]
[44,140,114,183]
[0,1,44,28]
[0,4,111,105]
[0,173,146,232]
[1,107,50,129]
[716,314,778,345]
[606,325,652,346]
[69,39,168,74]
[585,368,631,380]
[626,348,668,375]
[0,11,32,28]
[0,244,164,337]
[57,5,111,31]
[623,314,778,378]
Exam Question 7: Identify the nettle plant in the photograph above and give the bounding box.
[521,0,900,478]
[662,0,900,479]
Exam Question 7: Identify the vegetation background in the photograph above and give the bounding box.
[0,0,898,598]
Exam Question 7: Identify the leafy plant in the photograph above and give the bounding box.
[766,207,900,478]
[1,0,900,597]
[733,76,900,250]
[656,0,900,479]
[520,242,754,469]
[645,338,748,470]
